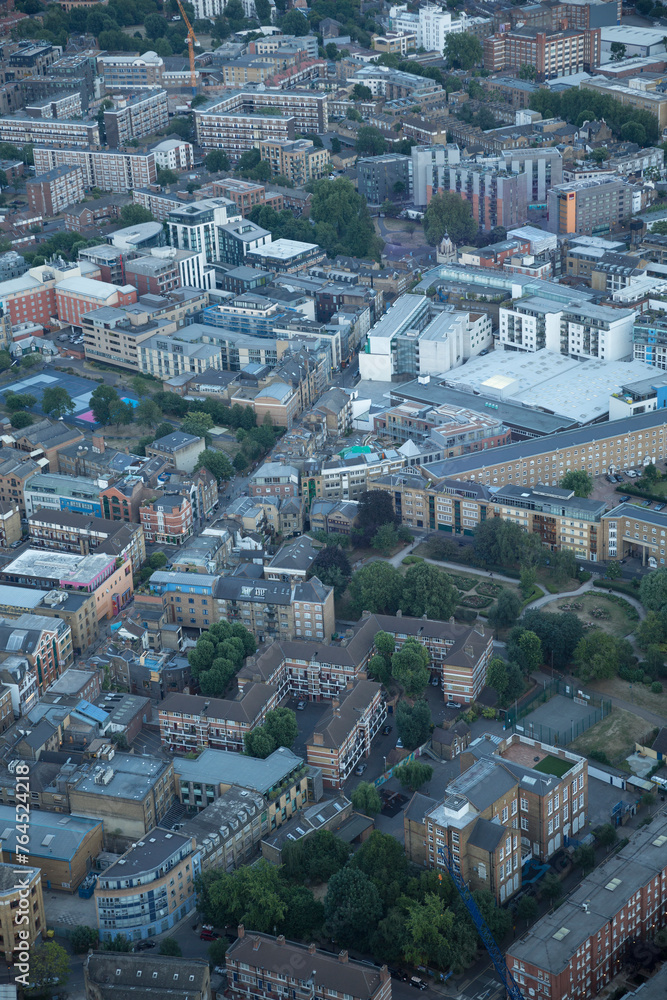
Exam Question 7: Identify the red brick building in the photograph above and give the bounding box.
[55,277,137,329]
[140,493,193,545]
[124,255,180,296]
[26,165,84,217]
[484,25,601,81]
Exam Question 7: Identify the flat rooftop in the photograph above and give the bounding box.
[71,752,169,801]
[102,827,191,880]
[2,548,114,584]
[174,746,303,794]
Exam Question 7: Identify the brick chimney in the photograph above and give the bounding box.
[253,937,261,951]
[338,951,348,963]
[332,698,340,717]
[308,943,316,954]
[277,935,285,946]
[238,924,245,938]
[92,433,105,454]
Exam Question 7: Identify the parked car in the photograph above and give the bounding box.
[355,763,367,775]
[431,676,439,686]
[134,941,155,951]
[410,977,428,991]
[396,737,404,748]
[642,500,652,507]
[296,700,306,710]
[446,700,462,709]
[656,504,666,512]
[200,930,219,941]
[382,724,392,735]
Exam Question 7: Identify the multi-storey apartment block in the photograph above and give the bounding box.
[238,612,492,707]
[97,51,164,90]
[158,686,279,753]
[95,829,199,942]
[0,612,72,693]
[194,90,328,154]
[226,928,392,1000]
[140,493,194,546]
[256,138,330,185]
[499,298,634,360]
[26,165,84,216]
[32,147,157,193]
[411,733,586,903]
[306,679,385,787]
[506,812,667,1000]
[547,177,642,236]
[0,114,98,147]
[484,25,601,80]
[103,89,168,148]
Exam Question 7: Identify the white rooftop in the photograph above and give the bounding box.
[443,349,661,424]
[248,238,318,260]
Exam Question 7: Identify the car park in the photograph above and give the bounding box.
[355,763,367,775]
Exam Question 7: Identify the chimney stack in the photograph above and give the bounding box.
[253,937,261,951]
[238,924,245,939]
[338,951,348,964]
[277,935,285,946]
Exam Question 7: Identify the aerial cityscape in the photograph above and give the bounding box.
[2,1,667,1000]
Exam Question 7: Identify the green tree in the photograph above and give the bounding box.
[391,638,430,697]
[280,8,310,35]
[355,125,386,156]
[109,399,134,428]
[70,924,99,953]
[424,191,477,245]
[330,136,341,155]
[206,149,231,172]
[310,177,383,260]
[395,698,431,750]
[352,83,373,100]
[41,385,74,419]
[394,760,433,791]
[120,204,154,225]
[519,63,537,80]
[264,707,298,749]
[574,631,620,681]
[402,562,458,621]
[157,166,179,185]
[309,545,351,599]
[233,451,248,472]
[5,392,36,411]
[517,895,538,926]
[135,399,162,427]
[90,384,120,425]
[0,350,12,372]
[486,656,511,702]
[130,375,153,398]
[541,871,563,903]
[195,448,234,483]
[487,589,522,631]
[520,565,537,598]
[404,893,454,968]
[517,631,543,673]
[351,780,382,815]
[102,933,131,952]
[348,561,403,616]
[324,867,382,949]
[244,726,276,759]
[208,938,229,966]
[159,937,182,956]
[597,823,618,853]
[444,32,483,69]
[357,489,396,537]
[636,611,665,650]
[610,41,626,61]
[375,631,396,658]
[26,942,71,995]
[573,844,595,874]
[182,411,214,437]
[640,567,667,611]
[10,412,33,429]
[202,859,287,932]
[282,829,350,882]
[520,609,585,670]
[560,470,593,498]
[372,522,399,555]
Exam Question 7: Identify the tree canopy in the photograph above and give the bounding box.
[187,621,256,698]
[560,470,593,498]
[424,191,477,246]
[348,561,403,616]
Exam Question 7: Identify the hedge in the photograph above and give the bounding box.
[593,579,642,598]
[615,483,665,503]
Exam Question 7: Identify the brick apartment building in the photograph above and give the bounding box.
[249,462,300,498]
[506,811,667,1000]
[306,678,385,787]
[103,89,168,148]
[140,493,194,546]
[33,146,157,193]
[26,165,84,216]
[406,733,587,904]
[226,928,392,1000]
[27,509,146,575]
[158,686,279,753]
[123,255,180,295]
[484,25,601,81]
[0,455,42,516]
[212,178,284,217]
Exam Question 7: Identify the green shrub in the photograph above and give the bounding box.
[402,555,424,565]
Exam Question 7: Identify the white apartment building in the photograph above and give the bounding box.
[500,296,635,361]
[418,5,465,53]
[165,198,241,263]
[151,139,194,171]
[359,293,492,381]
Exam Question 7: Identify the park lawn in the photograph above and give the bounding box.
[587,674,667,719]
[548,592,637,638]
[569,708,650,762]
